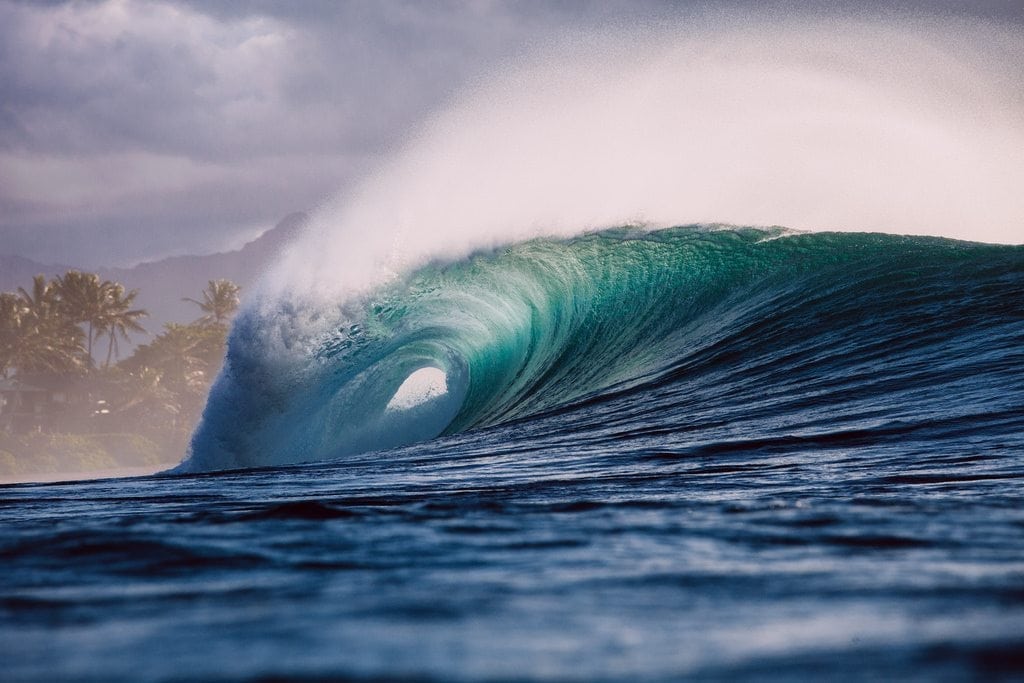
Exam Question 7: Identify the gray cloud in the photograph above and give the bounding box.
[0,0,1021,266]
[0,0,563,265]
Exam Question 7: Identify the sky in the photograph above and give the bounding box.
[1,0,1022,267]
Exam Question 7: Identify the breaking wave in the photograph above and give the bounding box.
[178,227,1023,472]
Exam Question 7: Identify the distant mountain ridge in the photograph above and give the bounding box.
[0,212,308,348]
[0,254,76,290]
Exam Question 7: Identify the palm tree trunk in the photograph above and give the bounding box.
[106,331,114,368]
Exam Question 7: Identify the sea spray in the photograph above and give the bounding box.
[263,13,1024,304]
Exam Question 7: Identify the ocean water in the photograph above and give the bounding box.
[2,227,1023,681]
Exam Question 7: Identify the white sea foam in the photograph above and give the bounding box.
[386,367,449,412]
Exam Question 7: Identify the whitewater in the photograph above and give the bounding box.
[3,11,1023,682]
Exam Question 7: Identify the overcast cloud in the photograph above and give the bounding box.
[1,0,1021,266]
[0,0,583,265]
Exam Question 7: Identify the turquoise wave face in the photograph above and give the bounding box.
[178,226,1023,472]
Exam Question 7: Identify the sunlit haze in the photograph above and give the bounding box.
[270,12,1024,303]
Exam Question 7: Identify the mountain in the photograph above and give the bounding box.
[99,212,308,338]
[0,212,308,350]
[0,254,75,292]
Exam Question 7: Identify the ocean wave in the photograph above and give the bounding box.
[176,226,1023,472]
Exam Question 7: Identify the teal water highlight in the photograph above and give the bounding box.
[179,225,1023,472]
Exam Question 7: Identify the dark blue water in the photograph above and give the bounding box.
[2,229,1023,681]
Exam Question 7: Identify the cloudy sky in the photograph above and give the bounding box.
[1,0,1021,267]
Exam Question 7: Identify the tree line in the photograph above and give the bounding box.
[1,273,240,378]
[0,274,241,474]
[0,272,147,377]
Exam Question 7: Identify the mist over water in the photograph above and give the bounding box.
[267,12,1024,302]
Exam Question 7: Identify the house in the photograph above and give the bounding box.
[0,375,103,433]
[0,378,50,433]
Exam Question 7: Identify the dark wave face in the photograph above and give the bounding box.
[180,226,1024,473]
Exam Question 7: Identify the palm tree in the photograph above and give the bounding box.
[55,271,113,360]
[0,292,22,378]
[153,323,214,397]
[101,284,147,368]
[17,275,58,319]
[184,279,241,326]
[8,276,85,376]
[54,271,148,369]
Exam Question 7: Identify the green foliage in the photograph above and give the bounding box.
[0,292,21,377]
[0,279,86,377]
[112,321,229,456]
[122,321,227,396]
[102,284,147,367]
[56,271,148,368]
[55,270,111,360]
[0,432,164,476]
[0,272,239,476]
[184,279,241,326]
